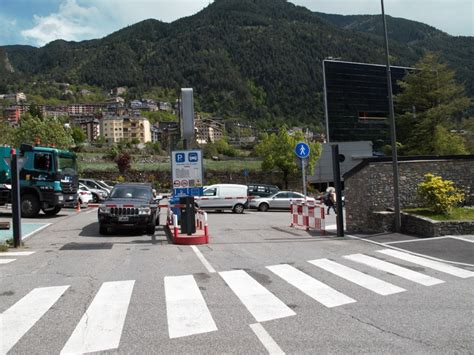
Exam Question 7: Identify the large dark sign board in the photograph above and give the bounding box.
[323,60,411,150]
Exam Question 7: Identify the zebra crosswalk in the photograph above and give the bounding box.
[0,251,36,265]
[1,249,472,353]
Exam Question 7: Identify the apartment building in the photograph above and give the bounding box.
[195,116,224,144]
[100,115,151,144]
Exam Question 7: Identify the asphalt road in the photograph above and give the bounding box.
[1,207,473,354]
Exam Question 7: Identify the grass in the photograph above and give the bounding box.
[0,243,9,252]
[404,207,474,221]
[79,159,263,172]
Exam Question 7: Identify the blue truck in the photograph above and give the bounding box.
[0,144,78,217]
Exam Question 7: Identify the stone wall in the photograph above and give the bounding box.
[344,156,474,233]
[401,213,474,237]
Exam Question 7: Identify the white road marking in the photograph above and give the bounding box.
[165,275,217,338]
[23,223,51,240]
[377,249,474,279]
[449,236,474,243]
[0,259,16,264]
[384,236,451,244]
[266,264,356,308]
[346,234,474,267]
[1,251,36,256]
[250,323,285,355]
[0,285,69,355]
[309,258,406,295]
[219,270,295,322]
[61,280,135,354]
[190,245,216,273]
[344,254,444,286]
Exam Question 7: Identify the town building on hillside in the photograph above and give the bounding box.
[195,116,224,144]
[67,103,103,115]
[151,121,180,151]
[159,101,172,111]
[70,114,101,141]
[2,106,21,125]
[100,114,151,144]
[112,87,127,96]
[0,92,27,103]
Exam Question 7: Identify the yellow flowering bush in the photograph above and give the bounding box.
[417,173,465,214]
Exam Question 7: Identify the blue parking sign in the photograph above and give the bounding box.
[188,152,198,162]
[175,153,185,163]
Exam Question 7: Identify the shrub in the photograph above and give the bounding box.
[417,173,465,214]
[117,175,126,183]
[115,153,132,173]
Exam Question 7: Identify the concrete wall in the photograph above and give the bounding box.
[344,156,474,233]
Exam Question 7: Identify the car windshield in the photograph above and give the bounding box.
[57,155,76,173]
[110,186,152,200]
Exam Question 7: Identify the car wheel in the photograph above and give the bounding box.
[146,224,155,235]
[258,203,269,212]
[43,206,62,216]
[233,203,245,214]
[99,225,109,235]
[92,194,99,203]
[21,194,41,218]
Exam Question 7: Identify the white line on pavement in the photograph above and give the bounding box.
[448,236,474,243]
[165,275,217,338]
[266,264,356,308]
[308,258,406,295]
[61,280,135,354]
[219,270,296,322]
[344,254,444,286]
[190,245,216,273]
[0,259,16,264]
[346,234,474,267]
[384,236,451,244]
[249,323,285,355]
[23,223,51,240]
[1,251,36,256]
[0,285,69,355]
[377,249,474,278]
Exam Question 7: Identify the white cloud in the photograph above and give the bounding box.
[21,0,103,46]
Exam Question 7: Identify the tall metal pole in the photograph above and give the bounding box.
[11,151,22,248]
[381,0,401,232]
[331,145,344,237]
[301,158,307,198]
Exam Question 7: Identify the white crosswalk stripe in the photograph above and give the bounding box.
[0,285,69,355]
[219,270,296,322]
[61,280,135,354]
[0,259,16,264]
[267,264,356,307]
[377,249,474,279]
[344,254,444,286]
[308,258,406,295]
[165,275,217,338]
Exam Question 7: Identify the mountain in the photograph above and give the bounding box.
[1,0,472,128]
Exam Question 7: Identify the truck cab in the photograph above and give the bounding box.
[0,144,78,217]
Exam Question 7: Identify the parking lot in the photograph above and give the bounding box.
[1,204,473,354]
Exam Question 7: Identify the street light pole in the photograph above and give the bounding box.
[381,0,401,232]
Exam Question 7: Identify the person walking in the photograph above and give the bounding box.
[325,187,337,215]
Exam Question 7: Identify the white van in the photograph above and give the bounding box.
[196,184,248,213]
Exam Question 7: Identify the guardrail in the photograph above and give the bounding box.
[290,199,325,233]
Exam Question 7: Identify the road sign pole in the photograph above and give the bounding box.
[11,152,22,248]
[301,158,307,198]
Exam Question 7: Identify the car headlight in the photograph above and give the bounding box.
[138,207,151,215]
[99,205,110,213]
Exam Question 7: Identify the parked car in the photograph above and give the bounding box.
[97,183,160,235]
[79,178,110,196]
[247,183,280,197]
[195,184,248,213]
[95,180,113,193]
[77,184,93,206]
[79,182,108,203]
[249,191,315,211]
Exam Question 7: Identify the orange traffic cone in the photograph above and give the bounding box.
[76,200,81,212]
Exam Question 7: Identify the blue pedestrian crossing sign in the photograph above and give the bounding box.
[295,142,310,159]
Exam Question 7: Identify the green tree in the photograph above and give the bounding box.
[13,114,74,149]
[0,122,15,146]
[71,127,86,145]
[255,127,321,189]
[395,53,470,155]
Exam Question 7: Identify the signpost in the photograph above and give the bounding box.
[171,150,204,197]
[295,142,310,198]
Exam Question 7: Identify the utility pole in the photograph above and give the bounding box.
[381,0,401,232]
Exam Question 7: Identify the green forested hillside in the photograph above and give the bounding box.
[1,0,472,129]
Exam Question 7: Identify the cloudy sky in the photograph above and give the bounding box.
[1,0,472,47]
